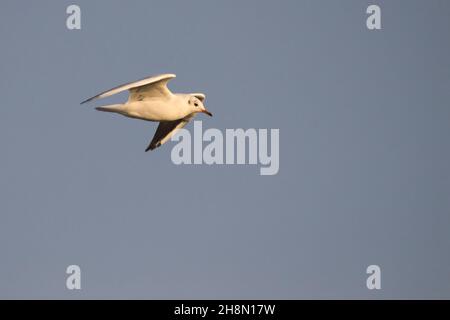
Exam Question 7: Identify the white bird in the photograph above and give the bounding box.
[81,73,212,151]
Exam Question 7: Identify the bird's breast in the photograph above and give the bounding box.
[124,100,186,121]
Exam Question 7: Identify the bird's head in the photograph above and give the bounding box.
[188,95,212,117]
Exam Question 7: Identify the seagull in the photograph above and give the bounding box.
[81,73,212,151]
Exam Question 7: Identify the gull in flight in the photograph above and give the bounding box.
[81,73,212,151]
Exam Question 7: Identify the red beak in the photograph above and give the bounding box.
[202,109,213,117]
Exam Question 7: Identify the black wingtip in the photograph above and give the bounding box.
[145,142,161,152]
[80,95,99,105]
[80,97,92,105]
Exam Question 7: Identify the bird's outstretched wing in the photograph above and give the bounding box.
[81,74,176,104]
[146,115,194,152]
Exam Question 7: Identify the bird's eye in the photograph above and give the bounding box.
[194,103,198,107]
[188,100,191,104]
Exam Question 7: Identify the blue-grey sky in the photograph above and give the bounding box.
[1,0,450,299]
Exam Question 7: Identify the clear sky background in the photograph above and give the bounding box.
[1,0,449,298]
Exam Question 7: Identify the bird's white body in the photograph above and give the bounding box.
[82,73,212,151]
[114,94,192,122]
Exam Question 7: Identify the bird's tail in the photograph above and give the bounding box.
[95,104,124,114]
